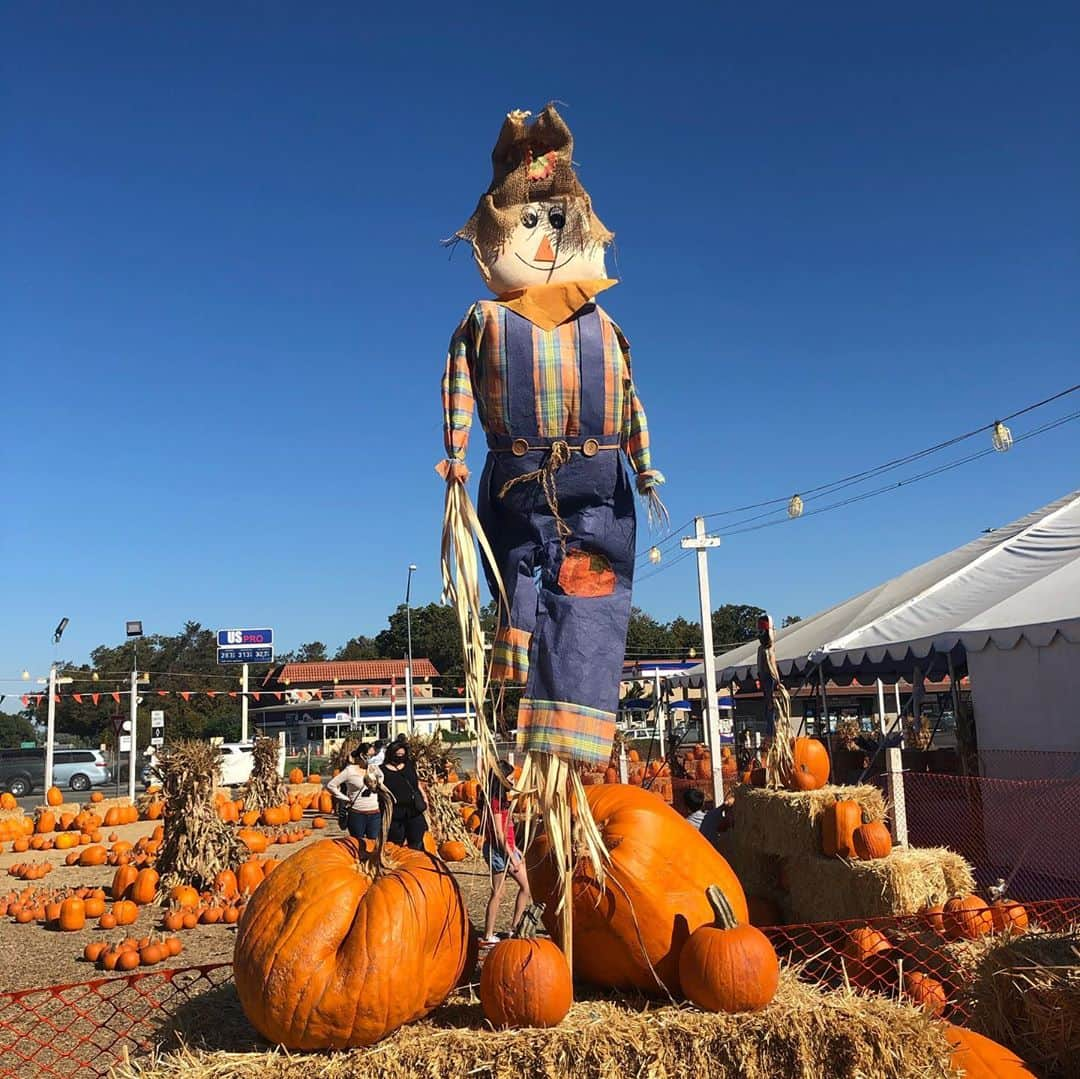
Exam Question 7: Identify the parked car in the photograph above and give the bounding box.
[0,748,113,796]
[216,742,255,787]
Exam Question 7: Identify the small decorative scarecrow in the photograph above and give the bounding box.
[438,105,665,957]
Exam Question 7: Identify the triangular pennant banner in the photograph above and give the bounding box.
[73,694,83,704]
[181,692,191,702]
[334,688,344,699]
[228,692,237,698]
[207,691,217,699]
[111,692,121,704]
[92,693,100,706]
[158,690,169,697]
[312,690,323,700]
[21,695,29,707]
[251,692,260,702]
[274,692,282,701]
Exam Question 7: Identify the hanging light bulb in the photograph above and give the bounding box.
[788,494,804,519]
[21,670,30,681]
[688,647,697,658]
[91,671,99,681]
[648,546,662,564]
[992,420,1013,452]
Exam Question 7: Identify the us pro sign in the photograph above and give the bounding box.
[217,628,274,665]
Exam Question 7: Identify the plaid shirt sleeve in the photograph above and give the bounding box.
[613,322,664,490]
[442,306,480,463]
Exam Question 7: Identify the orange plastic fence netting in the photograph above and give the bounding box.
[2,899,1078,1078]
[0,963,232,1079]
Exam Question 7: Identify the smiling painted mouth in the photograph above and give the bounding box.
[514,253,577,271]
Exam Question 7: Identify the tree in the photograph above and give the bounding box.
[624,607,673,656]
[0,712,37,748]
[711,604,766,650]
[782,614,803,628]
[334,635,380,661]
[375,603,465,694]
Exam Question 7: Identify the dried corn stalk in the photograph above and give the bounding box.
[153,740,242,892]
[403,732,472,848]
[242,736,285,812]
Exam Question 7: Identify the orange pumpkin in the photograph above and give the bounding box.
[902,971,946,1016]
[169,884,200,910]
[841,926,892,989]
[945,1022,1037,1076]
[233,837,470,1048]
[214,869,239,897]
[479,909,572,1028]
[821,799,861,859]
[526,784,747,996]
[45,786,63,807]
[944,895,993,941]
[112,864,138,901]
[129,867,159,905]
[678,885,779,1013]
[783,738,830,791]
[237,858,264,895]
[112,900,139,926]
[438,840,468,863]
[990,900,1029,934]
[90,791,103,804]
[58,897,86,932]
[852,821,893,861]
[288,768,304,785]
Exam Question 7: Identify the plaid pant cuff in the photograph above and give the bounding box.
[516,698,616,765]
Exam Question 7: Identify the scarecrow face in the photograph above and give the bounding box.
[477,199,607,293]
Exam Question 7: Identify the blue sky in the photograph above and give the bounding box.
[3,4,1078,701]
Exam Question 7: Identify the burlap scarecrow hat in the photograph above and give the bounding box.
[456,104,613,259]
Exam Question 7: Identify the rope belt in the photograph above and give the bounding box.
[496,439,616,551]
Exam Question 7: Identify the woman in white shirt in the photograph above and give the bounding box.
[326,745,383,842]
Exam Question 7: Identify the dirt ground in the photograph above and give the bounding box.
[0,813,508,993]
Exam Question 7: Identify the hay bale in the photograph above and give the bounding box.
[949,927,1080,1077]
[734,784,886,861]
[113,970,954,1078]
[93,796,134,812]
[284,782,324,798]
[785,847,976,923]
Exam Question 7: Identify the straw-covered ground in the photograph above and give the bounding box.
[113,969,956,1079]
[947,925,1080,1078]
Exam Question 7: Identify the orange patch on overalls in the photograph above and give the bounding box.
[558,549,617,597]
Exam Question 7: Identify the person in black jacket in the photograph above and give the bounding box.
[381,742,428,850]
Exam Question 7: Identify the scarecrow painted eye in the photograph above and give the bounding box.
[521,208,539,229]
[548,207,566,230]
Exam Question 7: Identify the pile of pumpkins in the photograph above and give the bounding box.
[215,787,334,825]
[84,933,183,971]
[4,794,161,854]
[7,859,55,881]
[2,885,109,928]
[842,894,1032,1012]
[287,768,323,785]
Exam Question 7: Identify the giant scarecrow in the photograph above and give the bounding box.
[438,105,665,953]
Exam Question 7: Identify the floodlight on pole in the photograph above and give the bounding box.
[53,618,70,645]
[405,564,418,735]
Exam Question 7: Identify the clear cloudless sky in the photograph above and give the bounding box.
[3,3,1078,703]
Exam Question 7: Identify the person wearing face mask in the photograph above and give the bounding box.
[381,742,428,850]
[325,744,382,842]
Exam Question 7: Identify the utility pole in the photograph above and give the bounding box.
[681,517,723,805]
[128,667,138,802]
[241,663,249,742]
[45,665,57,793]
[405,563,417,735]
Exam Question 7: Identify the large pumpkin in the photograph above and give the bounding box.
[821,799,861,858]
[234,837,469,1048]
[525,784,747,996]
[944,1023,1037,1077]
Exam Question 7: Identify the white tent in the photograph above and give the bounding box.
[672,489,1080,756]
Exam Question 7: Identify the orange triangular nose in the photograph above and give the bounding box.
[534,235,556,263]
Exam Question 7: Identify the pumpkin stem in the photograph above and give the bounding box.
[512,902,546,940]
[705,884,739,930]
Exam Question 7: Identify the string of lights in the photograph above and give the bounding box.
[634,404,1080,580]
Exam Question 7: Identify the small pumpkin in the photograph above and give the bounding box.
[60,899,87,933]
[678,885,779,1013]
[129,867,159,905]
[479,904,572,1028]
[112,864,138,901]
[990,900,1028,934]
[46,786,63,807]
[112,900,139,926]
[944,895,993,941]
[821,799,862,859]
[852,820,892,861]
[438,840,468,863]
[903,971,946,1016]
[842,926,892,989]
[288,768,304,785]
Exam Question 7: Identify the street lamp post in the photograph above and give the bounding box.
[405,564,417,735]
[126,621,143,801]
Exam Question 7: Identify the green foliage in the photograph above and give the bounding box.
[0,712,38,748]
[782,614,803,627]
[334,635,380,661]
[374,603,467,692]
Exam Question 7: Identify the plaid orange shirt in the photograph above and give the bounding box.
[441,301,660,484]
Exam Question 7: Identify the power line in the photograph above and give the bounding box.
[634,381,1079,561]
[634,406,1080,580]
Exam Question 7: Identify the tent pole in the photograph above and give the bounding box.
[877,677,908,846]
